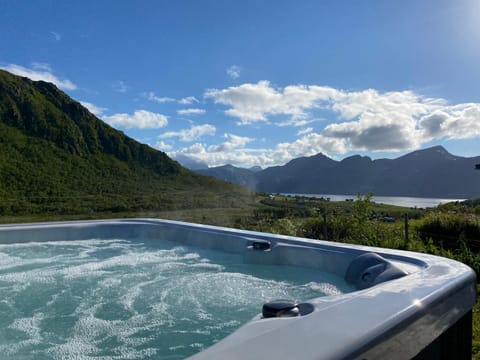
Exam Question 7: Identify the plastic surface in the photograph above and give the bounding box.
[345,252,409,289]
[262,300,299,318]
[0,219,476,360]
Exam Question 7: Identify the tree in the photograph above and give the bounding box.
[352,192,373,224]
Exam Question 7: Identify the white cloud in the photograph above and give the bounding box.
[322,109,423,151]
[170,143,270,168]
[418,103,480,140]
[80,101,107,116]
[169,131,345,168]
[159,124,216,142]
[178,96,199,105]
[103,110,168,129]
[274,133,346,159]
[50,31,61,41]
[204,81,338,124]
[1,63,77,90]
[208,133,253,152]
[205,80,480,153]
[177,108,206,116]
[113,80,128,93]
[226,65,241,79]
[145,93,198,105]
[330,89,433,120]
[297,127,313,136]
[155,141,173,151]
[146,92,175,103]
[171,81,480,167]
[324,122,419,151]
[31,62,52,71]
[277,118,314,127]
[321,89,447,151]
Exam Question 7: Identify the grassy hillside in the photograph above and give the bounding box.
[0,70,253,215]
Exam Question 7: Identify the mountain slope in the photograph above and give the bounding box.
[199,146,480,198]
[256,153,337,193]
[0,70,178,174]
[196,165,257,189]
[0,70,251,215]
[369,146,480,197]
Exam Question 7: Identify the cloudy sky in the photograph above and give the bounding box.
[1,0,480,168]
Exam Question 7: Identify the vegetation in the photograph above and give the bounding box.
[238,194,480,278]
[1,69,479,356]
[0,70,254,215]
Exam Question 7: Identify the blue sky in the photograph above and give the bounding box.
[1,0,480,168]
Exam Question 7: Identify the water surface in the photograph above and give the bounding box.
[0,238,351,359]
[283,193,466,208]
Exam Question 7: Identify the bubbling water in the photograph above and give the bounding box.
[0,239,352,359]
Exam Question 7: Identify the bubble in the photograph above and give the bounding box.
[0,238,351,359]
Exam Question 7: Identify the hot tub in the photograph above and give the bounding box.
[0,218,476,359]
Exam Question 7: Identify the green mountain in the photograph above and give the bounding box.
[0,70,251,216]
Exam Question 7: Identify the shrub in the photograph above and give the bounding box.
[416,212,480,252]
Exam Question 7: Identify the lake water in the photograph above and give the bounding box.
[282,193,466,208]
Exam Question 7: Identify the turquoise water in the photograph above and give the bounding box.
[0,238,351,359]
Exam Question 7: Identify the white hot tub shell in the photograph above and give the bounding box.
[0,218,476,359]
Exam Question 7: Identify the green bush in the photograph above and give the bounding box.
[415,212,480,251]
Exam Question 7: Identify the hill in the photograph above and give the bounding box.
[0,70,252,216]
[196,146,480,198]
[196,164,257,189]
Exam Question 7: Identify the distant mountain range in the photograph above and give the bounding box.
[194,147,480,198]
[0,70,250,215]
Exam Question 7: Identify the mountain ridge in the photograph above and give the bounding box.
[0,69,251,215]
[194,145,480,198]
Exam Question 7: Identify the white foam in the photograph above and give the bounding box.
[0,252,24,269]
[306,281,354,295]
[9,312,44,339]
[0,313,45,356]
[190,262,225,271]
[119,275,166,312]
[0,238,349,359]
